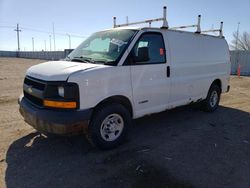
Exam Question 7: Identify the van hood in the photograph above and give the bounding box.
[26,60,105,81]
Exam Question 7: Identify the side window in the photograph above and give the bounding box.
[131,33,166,65]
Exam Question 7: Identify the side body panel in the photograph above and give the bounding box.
[68,66,134,113]
[165,31,230,108]
[68,29,230,119]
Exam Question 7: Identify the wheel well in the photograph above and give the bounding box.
[212,79,222,91]
[94,95,133,117]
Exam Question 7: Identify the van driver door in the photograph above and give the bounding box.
[125,32,171,118]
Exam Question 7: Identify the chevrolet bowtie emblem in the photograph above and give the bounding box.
[28,87,33,93]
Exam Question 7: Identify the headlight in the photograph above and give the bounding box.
[58,86,64,97]
[43,82,79,109]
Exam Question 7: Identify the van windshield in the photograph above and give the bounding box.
[67,29,137,65]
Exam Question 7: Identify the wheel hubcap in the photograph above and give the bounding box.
[210,90,218,107]
[100,113,124,141]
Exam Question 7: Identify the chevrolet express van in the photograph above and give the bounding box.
[19,8,230,149]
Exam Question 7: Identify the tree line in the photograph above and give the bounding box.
[231,31,250,51]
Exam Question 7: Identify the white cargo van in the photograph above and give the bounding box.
[19,7,230,149]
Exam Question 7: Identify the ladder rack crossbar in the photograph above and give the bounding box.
[113,6,168,28]
[170,24,198,30]
[169,15,201,33]
[202,29,221,33]
[115,18,164,28]
[202,22,224,37]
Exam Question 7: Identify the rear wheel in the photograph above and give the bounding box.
[88,103,131,149]
[201,84,221,112]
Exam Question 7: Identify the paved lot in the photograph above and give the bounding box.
[0,58,250,188]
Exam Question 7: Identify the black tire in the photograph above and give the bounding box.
[201,84,221,112]
[88,103,131,150]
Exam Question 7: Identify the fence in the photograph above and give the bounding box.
[0,49,73,60]
[0,50,250,76]
[230,51,250,76]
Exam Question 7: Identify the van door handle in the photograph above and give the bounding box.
[166,66,170,77]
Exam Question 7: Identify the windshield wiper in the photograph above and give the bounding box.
[104,61,116,65]
[71,58,88,63]
[70,56,95,64]
[69,56,115,65]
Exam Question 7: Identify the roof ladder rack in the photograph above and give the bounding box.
[201,22,224,38]
[113,6,169,29]
[170,15,201,33]
[113,6,224,38]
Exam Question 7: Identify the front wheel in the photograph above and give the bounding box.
[201,84,221,112]
[88,103,131,149]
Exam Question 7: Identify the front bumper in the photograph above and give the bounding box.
[18,96,93,135]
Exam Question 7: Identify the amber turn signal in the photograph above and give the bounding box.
[43,100,77,109]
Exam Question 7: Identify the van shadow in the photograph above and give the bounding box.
[5,105,250,188]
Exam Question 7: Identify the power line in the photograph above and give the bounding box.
[20,27,52,34]
[2,24,89,51]
[22,27,87,38]
[0,26,15,29]
[1,24,87,38]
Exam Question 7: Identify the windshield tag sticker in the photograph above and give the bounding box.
[110,38,127,47]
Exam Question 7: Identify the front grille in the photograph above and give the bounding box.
[24,77,46,90]
[24,91,43,106]
[23,76,46,107]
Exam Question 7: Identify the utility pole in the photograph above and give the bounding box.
[235,22,240,50]
[236,22,240,74]
[52,23,56,51]
[49,35,52,51]
[32,37,34,51]
[14,24,21,51]
[66,33,71,49]
[44,40,47,51]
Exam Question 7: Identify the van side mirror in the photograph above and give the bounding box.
[134,47,149,62]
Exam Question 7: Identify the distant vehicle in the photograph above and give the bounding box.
[19,7,231,149]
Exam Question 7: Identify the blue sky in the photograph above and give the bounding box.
[0,0,249,51]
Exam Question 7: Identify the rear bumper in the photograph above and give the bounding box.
[18,96,92,135]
